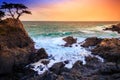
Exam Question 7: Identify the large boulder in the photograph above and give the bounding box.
[63,36,77,47]
[29,48,48,63]
[49,62,65,74]
[0,18,35,75]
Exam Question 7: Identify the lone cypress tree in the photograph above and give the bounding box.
[14,3,31,19]
[0,2,31,20]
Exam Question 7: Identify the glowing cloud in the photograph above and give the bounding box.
[1,0,120,21]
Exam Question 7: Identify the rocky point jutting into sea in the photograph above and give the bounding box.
[0,18,35,79]
[0,19,120,80]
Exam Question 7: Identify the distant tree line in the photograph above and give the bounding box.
[0,2,31,21]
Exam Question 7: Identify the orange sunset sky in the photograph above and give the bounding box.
[19,0,120,21]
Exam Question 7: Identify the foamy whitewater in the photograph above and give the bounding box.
[23,21,120,74]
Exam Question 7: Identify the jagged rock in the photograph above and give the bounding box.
[56,76,64,80]
[26,37,120,80]
[71,58,101,77]
[82,37,120,63]
[85,56,103,69]
[29,48,48,63]
[60,72,82,80]
[49,62,65,74]
[104,23,120,33]
[25,72,57,80]
[92,38,120,62]
[99,62,120,75]
[63,36,77,47]
[13,65,37,80]
[81,37,102,47]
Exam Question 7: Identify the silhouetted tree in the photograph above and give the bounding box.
[1,2,15,18]
[0,2,31,19]
[14,4,31,19]
[0,10,5,21]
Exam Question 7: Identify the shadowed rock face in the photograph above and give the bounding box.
[24,56,120,80]
[82,37,120,63]
[92,38,120,62]
[29,48,48,63]
[0,18,35,75]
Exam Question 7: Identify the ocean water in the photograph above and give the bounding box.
[23,21,120,74]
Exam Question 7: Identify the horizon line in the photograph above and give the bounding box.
[22,20,120,22]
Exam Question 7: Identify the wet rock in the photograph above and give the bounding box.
[13,65,37,80]
[63,36,77,47]
[99,62,120,75]
[92,38,120,62]
[104,23,120,33]
[26,72,57,80]
[56,76,64,80]
[81,37,102,48]
[36,48,48,59]
[49,62,65,74]
[85,56,103,69]
[111,73,120,80]
[72,61,83,70]
[29,48,48,63]
[76,37,120,79]
[61,72,82,80]
[71,58,102,77]
[82,37,120,63]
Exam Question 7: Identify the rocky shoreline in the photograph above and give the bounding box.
[0,19,120,80]
[104,23,120,33]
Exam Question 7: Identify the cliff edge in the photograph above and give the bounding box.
[0,18,35,74]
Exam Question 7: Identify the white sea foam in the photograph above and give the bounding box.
[30,37,103,74]
[25,22,120,75]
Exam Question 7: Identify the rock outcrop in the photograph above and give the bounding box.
[24,56,120,80]
[29,48,48,63]
[63,36,77,47]
[82,37,120,63]
[0,18,35,75]
[1,18,120,80]
[104,23,120,33]
[81,37,102,47]
[25,37,120,80]
[92,38,120,62]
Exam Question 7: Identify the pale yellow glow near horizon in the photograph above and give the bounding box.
[21,0,120,21]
